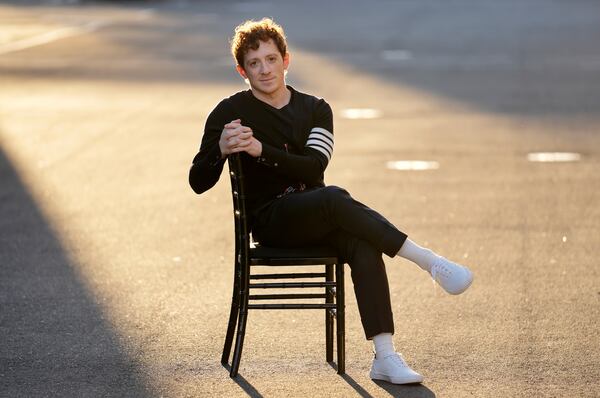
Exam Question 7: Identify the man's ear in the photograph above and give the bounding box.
[236,64,247,79]
[283,52,290,71]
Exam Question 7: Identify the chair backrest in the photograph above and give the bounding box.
[227,154,250,266]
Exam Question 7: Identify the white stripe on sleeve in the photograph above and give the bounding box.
[305,127,334,161]
[310,127,334,141]
[308,132,334,148]
[306,138,333,154]
[307,144,332,160]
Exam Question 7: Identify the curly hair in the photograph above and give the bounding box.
[230,18,287,68]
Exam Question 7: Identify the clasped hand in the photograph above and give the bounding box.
[219,119,262,158]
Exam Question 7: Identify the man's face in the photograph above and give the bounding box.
[237,39,289,96]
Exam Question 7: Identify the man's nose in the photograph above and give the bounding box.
[260,62,271,74]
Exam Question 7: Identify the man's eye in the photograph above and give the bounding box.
[268,57,276,62]
[249,61,257,67]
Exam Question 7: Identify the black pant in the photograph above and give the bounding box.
[252,185,408,339]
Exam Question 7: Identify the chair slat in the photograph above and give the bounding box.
[249,272,326,280]
[249,293,328,300]
[250,258,338,266]
[248,303,337,310]
[250,281,337,289]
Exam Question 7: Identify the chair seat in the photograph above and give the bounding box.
[250,244,338,265]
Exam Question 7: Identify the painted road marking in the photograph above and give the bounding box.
[527,152,581,162]
[0,20,109,55]
[386,160,440,171]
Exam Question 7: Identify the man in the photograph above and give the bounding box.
[189,18,473,384]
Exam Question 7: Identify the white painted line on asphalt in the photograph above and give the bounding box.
[527,152,581,162]
[386,160,440,171]
[0,20,109,55]
[340,108,382,119]
[382,49,413,61]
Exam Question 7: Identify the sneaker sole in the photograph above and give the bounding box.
[370,371,424,385]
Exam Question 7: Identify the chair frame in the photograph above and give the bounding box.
[221,153,345,377]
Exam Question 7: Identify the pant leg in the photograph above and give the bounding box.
[327,230,395,339]
[252,185,400,339]
[253,185,407,257]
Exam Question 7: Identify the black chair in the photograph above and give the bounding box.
[221,153,346,378]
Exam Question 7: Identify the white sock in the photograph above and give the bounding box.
[396,239,440,273]
[372,333,395,359]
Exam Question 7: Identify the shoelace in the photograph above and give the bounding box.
[387,353,409,368]
[430,258,452,283]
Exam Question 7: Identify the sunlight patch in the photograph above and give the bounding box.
[340,108,382,119]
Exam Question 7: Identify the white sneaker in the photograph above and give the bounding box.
[370,352,424,384]
[430,257,473,295]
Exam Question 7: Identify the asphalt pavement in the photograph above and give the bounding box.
[1,1,599,397]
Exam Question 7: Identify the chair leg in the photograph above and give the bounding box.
[335,263,345,374]
[230,286,249,378]
[325,264,334,362]
[221,266,241,365]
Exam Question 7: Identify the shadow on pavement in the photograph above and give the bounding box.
[328,362,374,397]
[222,364,264,398]
[0,143,156,397]
[340,373,375,398]
[372,379,436,398]
[328,363,436,397]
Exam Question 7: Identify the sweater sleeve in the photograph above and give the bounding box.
[256,99,334,185]
[188,100,232,194]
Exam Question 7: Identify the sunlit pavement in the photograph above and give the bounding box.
[1,1,599,397]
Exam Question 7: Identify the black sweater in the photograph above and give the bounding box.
[189,86,334,223]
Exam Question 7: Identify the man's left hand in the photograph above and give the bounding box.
[225,121,262,157]
[234,135,262,157]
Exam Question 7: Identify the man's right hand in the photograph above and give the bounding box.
[219,119,253,158]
